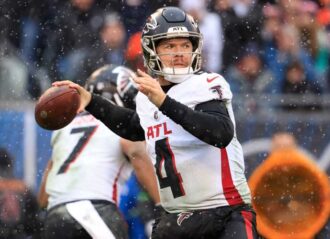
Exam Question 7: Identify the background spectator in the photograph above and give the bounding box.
[124,31,145,71]
[317,0,330,91]
[71,12,128,86]
[0,40,29,100]
[212,0,264,72]
[263,23,319,93]
[282,60,321,95]
[43,0,104,84]
[0,148,41,239]
[225,44,275,94]
[180,0,224,73]
[281,60,322,111]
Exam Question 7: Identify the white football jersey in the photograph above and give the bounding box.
[136,72,251,213]
[46,112,132,210]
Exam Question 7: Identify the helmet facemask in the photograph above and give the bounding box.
[142,7,203,82]
[143,33,203,79]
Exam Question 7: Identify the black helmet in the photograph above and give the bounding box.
[85,65,138,109]
[142,7,203,76]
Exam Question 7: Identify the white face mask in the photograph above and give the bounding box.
[162,67,193,84]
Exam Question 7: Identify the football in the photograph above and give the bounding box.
[35,86,80,130]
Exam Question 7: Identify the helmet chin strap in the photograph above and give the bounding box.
[162,67,193,84]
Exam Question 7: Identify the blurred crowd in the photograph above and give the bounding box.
[1,0,330,102]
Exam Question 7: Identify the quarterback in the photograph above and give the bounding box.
[53,6,259,239]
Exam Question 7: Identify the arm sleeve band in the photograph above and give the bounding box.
[86,94,145,141]
[159,96,234,148]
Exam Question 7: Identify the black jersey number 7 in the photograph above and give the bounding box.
[57,126,97,174]
[155,138,185,198]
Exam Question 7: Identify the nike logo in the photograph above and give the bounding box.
[206,76,219,83]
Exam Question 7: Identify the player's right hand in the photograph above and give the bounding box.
[52,80,92,113]
[134,69,167,108]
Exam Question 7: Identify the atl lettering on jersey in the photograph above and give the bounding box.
[147,122,172,139]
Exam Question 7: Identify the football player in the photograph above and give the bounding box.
[53,7,259,239]
[38,65,159,239]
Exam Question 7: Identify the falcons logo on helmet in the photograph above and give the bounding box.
[143,16,159,33]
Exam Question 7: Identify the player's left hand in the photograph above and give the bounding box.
[52,80,92,113]
[134,69,166,108]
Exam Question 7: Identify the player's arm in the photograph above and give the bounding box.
[159,98,234,148]
[133,70,233,148]
[86,94,145,141]
[37,160,53,209]
[120,139,160,204]
[52,80,145,141]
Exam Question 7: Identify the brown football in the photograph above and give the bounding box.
[35,86,80,130]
